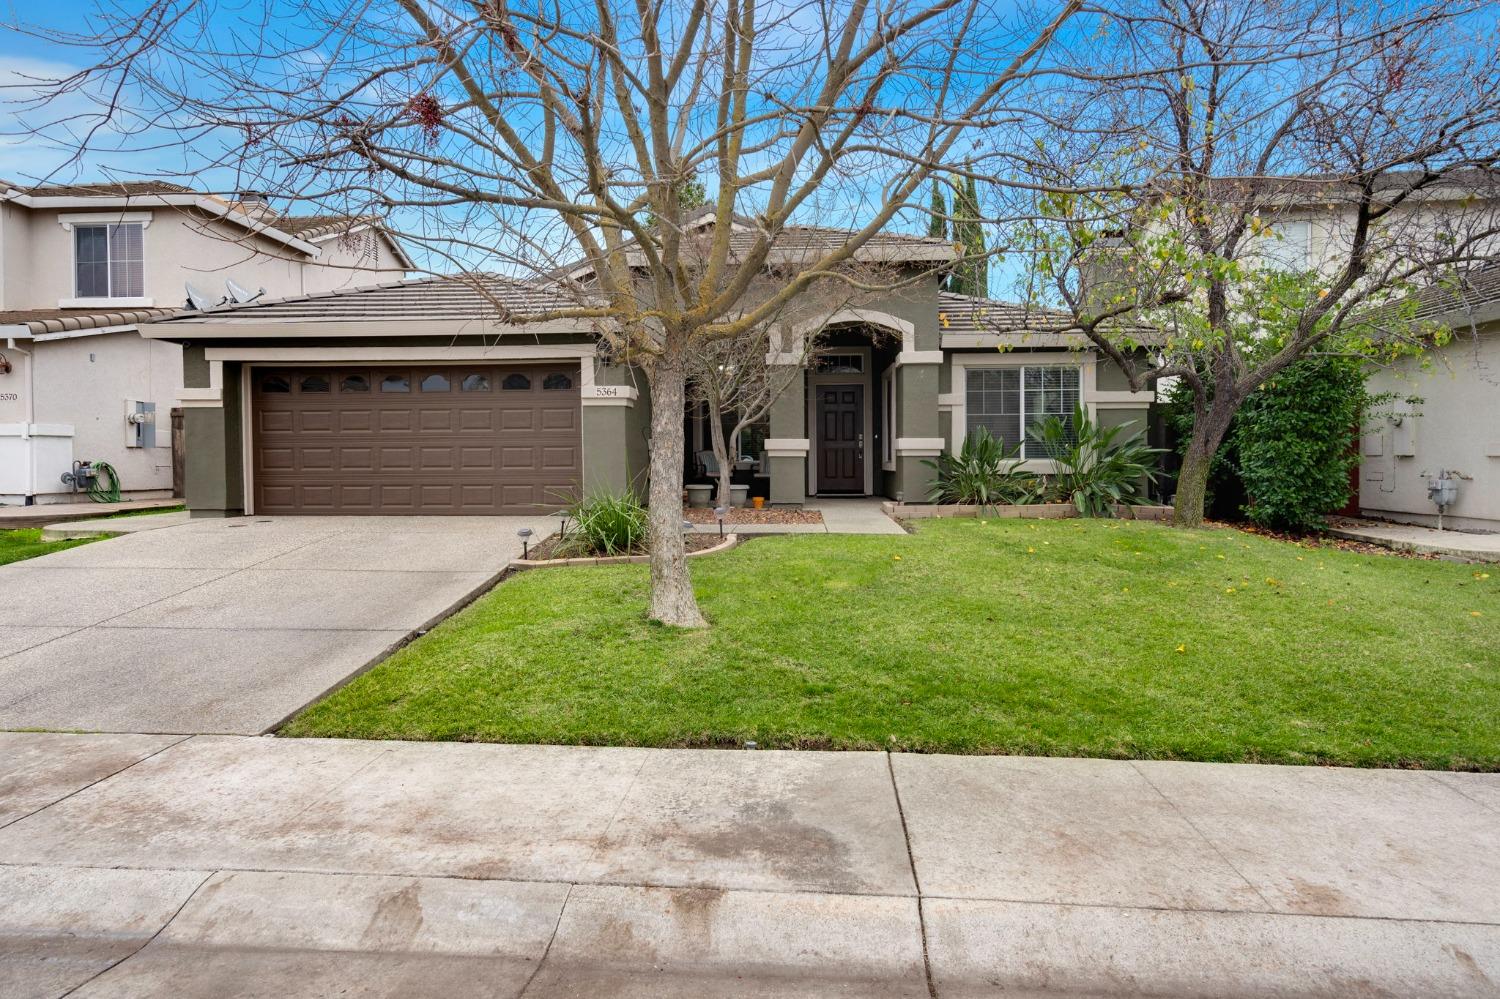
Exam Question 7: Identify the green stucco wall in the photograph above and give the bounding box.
[184,359,244,518]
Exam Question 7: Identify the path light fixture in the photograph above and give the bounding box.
[517,526,533,558]
[713,506,728,539]
[682,519,694,534]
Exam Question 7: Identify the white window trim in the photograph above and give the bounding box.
[62,213,152,306]
[880,367,897,471]
[57,211,155,230]
[949,353,1095,473]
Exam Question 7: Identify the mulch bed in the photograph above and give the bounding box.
[682,507,824,525]
[523,531,727,562]
[1218,520,1441,560]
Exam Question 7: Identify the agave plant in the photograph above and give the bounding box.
[1028,405,1164,517]
[923,427,1037,507]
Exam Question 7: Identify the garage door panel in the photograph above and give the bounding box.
[260,447,294,470]
[460,485,495,506]
[253,365,581,515]
[379,447,415,470]
[460,447,494,470]
[339,485,375,511]
[341,447,374,471]
[259,410,293,433]
[300,448,335,471]
[419,446,455,471]
[542,446,579,470]
[261,484,295,508]
[500,409,535,431]
[499,446,536,469]
[299,410,334,433]
[458,409,494,431]
[380,484,415,509]
[300,485,335,510]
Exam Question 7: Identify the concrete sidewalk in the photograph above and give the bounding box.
[0,498,180,529]
[1,733,1496,997]
[39,510,192,540]
[687,498,908,536]
[1330,518,1500,562]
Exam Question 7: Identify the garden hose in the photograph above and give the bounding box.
[86,461,121,504]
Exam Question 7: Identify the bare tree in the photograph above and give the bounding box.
[11,0,1085,625]
[993,0,1500,527]
[687,327,806,510]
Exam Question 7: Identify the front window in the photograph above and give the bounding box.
[74,223,144,298]
[965,365,1080,459]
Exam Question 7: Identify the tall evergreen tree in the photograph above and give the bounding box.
[950,175,988,297]
[927,179,947,239]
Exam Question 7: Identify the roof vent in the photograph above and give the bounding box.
[236,191,269,204]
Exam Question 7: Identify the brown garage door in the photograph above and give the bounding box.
[252,365,581,515]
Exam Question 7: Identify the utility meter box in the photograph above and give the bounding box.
[124,400,157,448]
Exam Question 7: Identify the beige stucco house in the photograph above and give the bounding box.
[0,180,409,505]
[142,219,1154,518]
[1361,266,1500,531]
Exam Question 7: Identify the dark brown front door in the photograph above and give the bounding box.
[252,365,581,515]
[816,384,864,493]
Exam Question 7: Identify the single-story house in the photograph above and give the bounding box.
[1362,265,1500,531]
[145,223,1155,516]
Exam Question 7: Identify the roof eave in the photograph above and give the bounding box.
[4,190,323,258]
[140,316,600,341]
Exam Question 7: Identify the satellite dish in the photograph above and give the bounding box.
[225,278,266,304]
[184,282,222,312]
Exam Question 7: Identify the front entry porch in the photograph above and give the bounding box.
[764,321,944,507]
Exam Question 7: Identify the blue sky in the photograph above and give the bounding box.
[0,0,1043,293]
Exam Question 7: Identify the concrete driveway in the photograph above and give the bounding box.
[0,515,555,734]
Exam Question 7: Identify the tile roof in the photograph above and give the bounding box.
[553,213,955,277]
[157,274,585,323]
[0,307,179,336]
[273,214,382,239]
[18,180,197,198]
[937,291,1076,336]
[1405,264,1500,323]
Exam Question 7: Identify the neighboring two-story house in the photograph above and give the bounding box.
[142,216,1155,518]
[1233,176,1500,530]
[1361,266,1500,531]
[0,180,409,505]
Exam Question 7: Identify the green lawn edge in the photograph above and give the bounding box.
[282,519,1500,770]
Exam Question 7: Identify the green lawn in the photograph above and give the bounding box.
[283,519,1500,769]
[0,528,101,566]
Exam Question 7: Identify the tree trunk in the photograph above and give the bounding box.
[645,351,708,628]
[1173,442,1214,528]
[1172,403,1236,529]
[707,406,734,508]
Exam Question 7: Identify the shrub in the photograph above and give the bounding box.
[1163,357,1368,532]
[559,489,648,556]
[1233,357,1367,532]
[923,427,1036,506]
[1028,405,1162,517]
